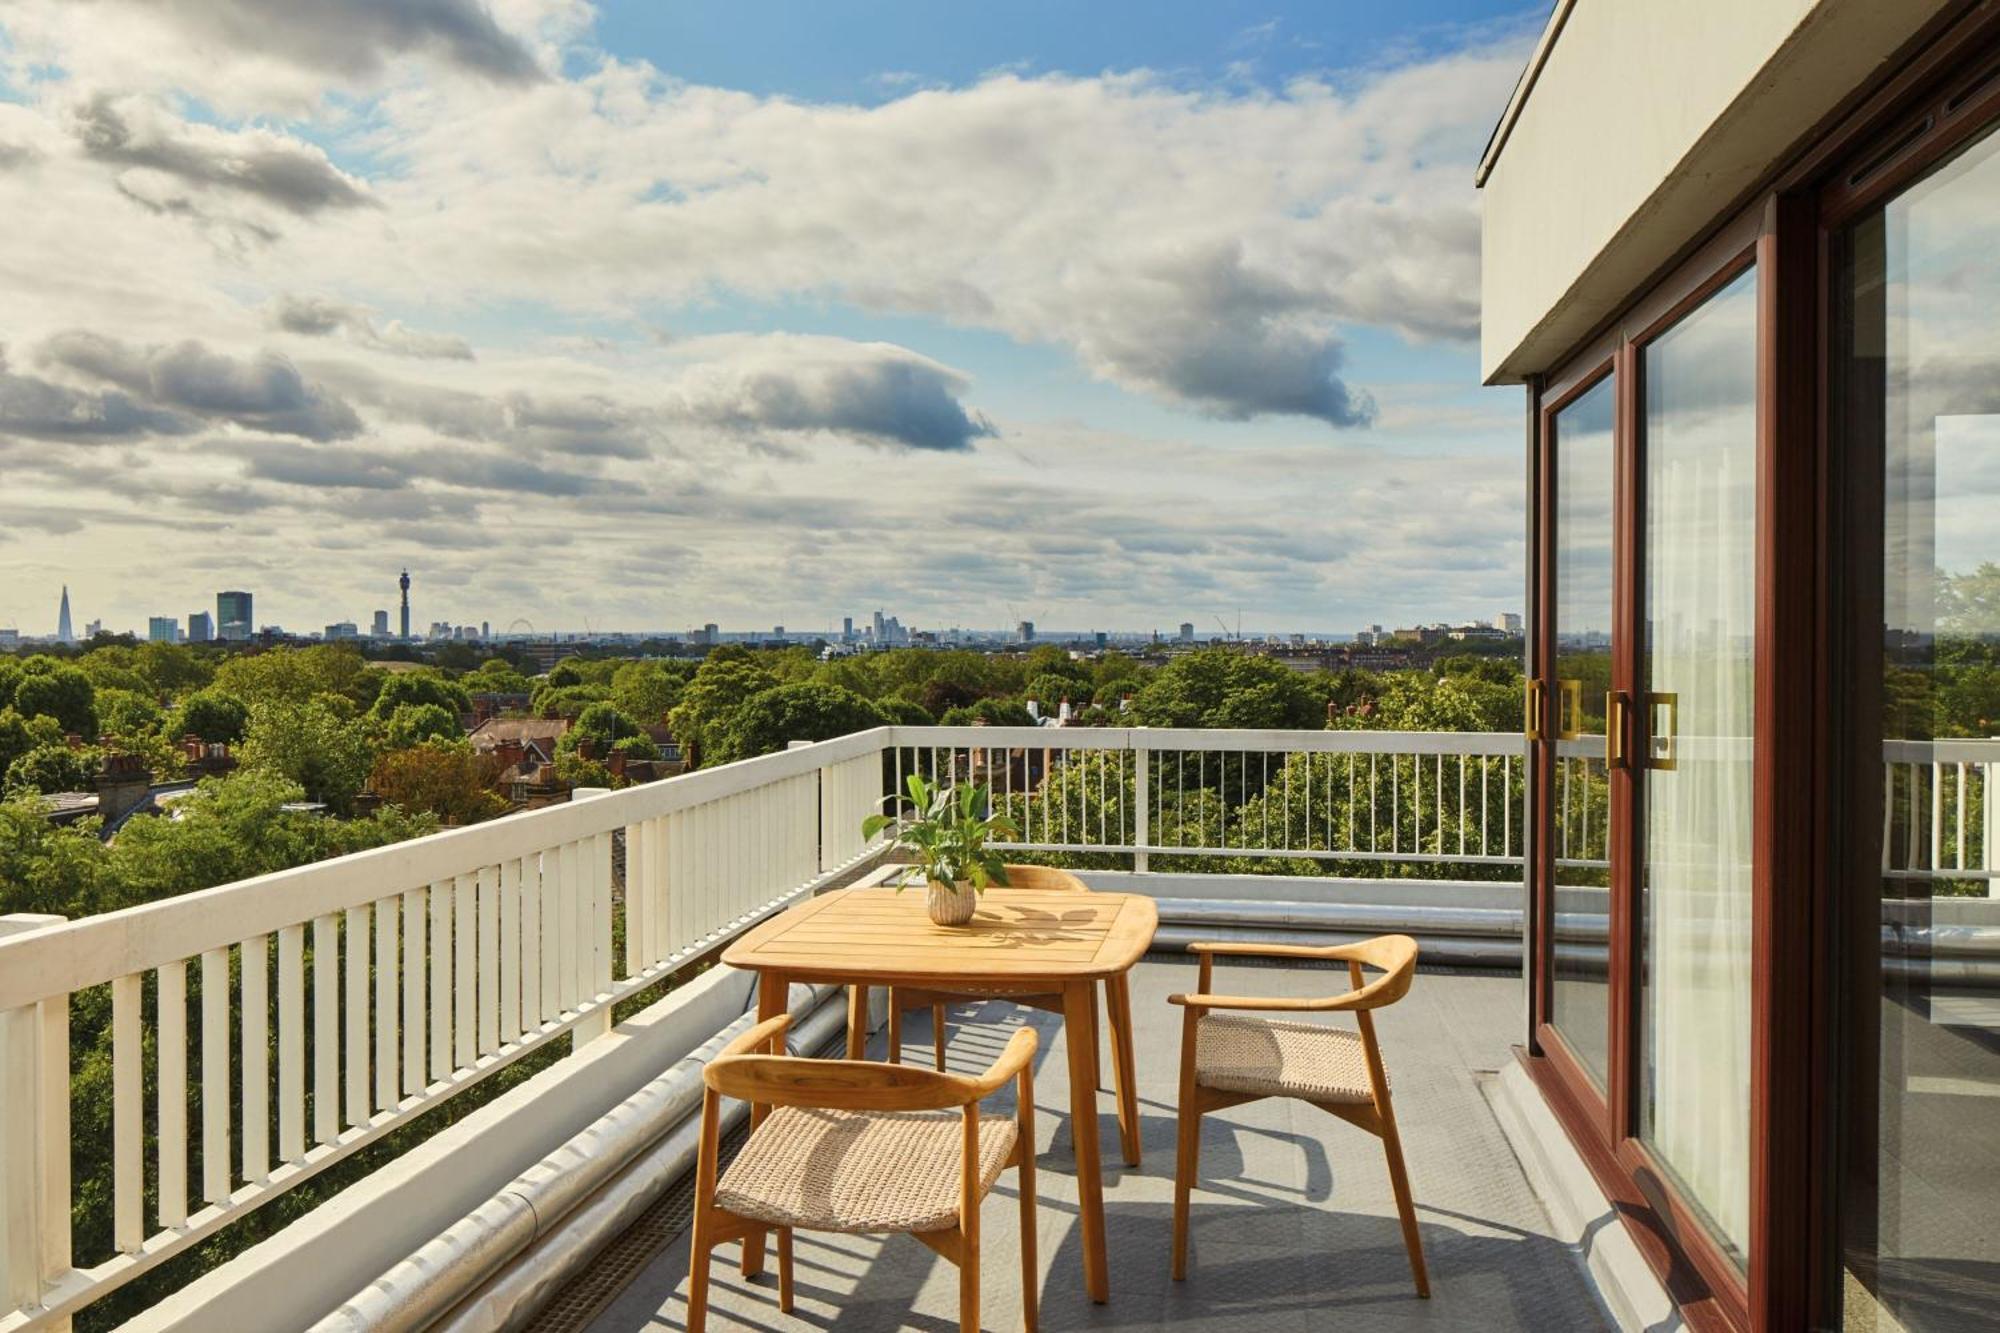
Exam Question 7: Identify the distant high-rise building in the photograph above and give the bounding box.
[704,622,720,645]
[1017,620,1035,643]
[217,590,253,642]
[1094,631,1107,649]
[399,569,411,640]
[57,586,74,644]
[84,619,102,639]
[480,620,490,640]
[324,621,359,640]
[1179,622,1195,643]
[871,610,886,642]
[372,609,390,637]
[1498,612,1523,635]
[842,616,854,642]
[187,611,213,643]
[147,616,179,643]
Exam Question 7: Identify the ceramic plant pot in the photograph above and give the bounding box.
[927,880,979,926]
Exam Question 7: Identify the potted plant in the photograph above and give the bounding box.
[863,773,1019,925]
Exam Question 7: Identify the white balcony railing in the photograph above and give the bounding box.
[7,722,1993,1329]
[0,723,1531,1330]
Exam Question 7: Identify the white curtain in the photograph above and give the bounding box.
[1642,269,1757,1260]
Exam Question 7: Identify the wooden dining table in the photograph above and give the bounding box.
[721,885,1159,1304]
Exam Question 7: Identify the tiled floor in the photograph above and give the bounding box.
[583,958,1611,1332]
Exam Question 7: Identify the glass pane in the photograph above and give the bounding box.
[1639,265,1757,1265]
[1552,374,1615,1089]
[1837,123,2000,1331]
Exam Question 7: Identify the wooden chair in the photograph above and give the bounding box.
[852,864,1142,1167]
[689,1012,1041,1333]
[1167,935,1429,1297]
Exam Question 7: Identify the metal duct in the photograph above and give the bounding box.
[307,984,845,1333]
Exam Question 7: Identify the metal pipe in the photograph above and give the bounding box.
[307,984,846,1333]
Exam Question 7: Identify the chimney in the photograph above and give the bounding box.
[94,752,153,824]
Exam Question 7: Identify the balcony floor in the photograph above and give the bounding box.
[584,958,1609,1332]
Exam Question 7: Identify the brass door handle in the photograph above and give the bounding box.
[1557,678,1583,741]
[1525,679,1546,741]
[1647,692,1679,770]
[1606,691,1630,769]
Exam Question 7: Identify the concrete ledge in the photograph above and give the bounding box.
[1485,1059,1680,1332]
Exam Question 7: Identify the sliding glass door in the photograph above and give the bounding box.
[1549,373,1617,1091]
[1835,118,2000,1332]
[1637,267,1759,1267]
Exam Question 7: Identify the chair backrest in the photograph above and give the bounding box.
[705,1014,1037,1111]
[999,863,1088,893]
[1340,934,1420,1010]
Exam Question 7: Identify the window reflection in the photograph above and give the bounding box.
[1551,375,1615,1088]
[1639,265,1758,1265]
[1838,123,2000,1331]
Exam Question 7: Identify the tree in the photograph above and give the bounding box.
[462,658,531,694]
[709,682,887,765]
[5,742,101,795]
[368,744,508,824]
[0,709,63,777]
[213,645,371,709]
[170,689,250,744]
[1125,650,1318,729]
[939,698,1036,728]
[570,701,644,745]
[135,641,212,696]
[12,660,98,738]
[238,697,375,813]
[668,656,778,767]
[383,702,463,748]
[610,661,684,725]
[370,671,472,721]
[95,688,163,739]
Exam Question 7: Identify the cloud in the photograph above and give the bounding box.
[0,368,196,442]
[669,337,995,451]
[70,93,374,218]
[271,294,474,360]
[0,1,547,116]
[40,331,364,441]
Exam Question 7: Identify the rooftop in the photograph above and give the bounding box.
[579,959,1607,1333]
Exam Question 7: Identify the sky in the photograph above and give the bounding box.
[0,0,1542,640]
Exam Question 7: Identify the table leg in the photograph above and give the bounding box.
[742,970,787,1279]
[1062,979,1109,1302]
[1107,973,1141,1168]
[845,984,869,1059]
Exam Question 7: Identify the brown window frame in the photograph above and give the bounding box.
[1518,7,2000,1330]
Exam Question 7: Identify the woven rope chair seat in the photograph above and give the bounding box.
[1195,1013,1378,1104]
[716,1106,1017,1234]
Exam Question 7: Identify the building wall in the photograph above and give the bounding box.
[1479,0,1949,383]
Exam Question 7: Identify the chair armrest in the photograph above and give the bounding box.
[1167,990,1368,1013]
[963,1027,1039,1098]
[719,1012,792,1060]
[1185,941,1368,962]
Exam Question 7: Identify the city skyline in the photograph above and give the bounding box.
[0,2,1532,635]
[16,574,1522,646]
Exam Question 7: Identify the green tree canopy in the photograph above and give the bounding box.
[213,645,371,709]
[238,697,375,813]
[169,688,251,744]
[708,682,887,765]
[668,656,778,766]
[95,688,164,739]
[12,660,98,738]
[383,702,463,748]
[370,671,472,720]
[1125,650,1319,729]
[5,742,101,795]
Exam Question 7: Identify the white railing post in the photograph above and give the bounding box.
[1988,739,1998,898]
[569,789,616,1046]
[1131,732,1151,874]
[1,913,69,1332]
